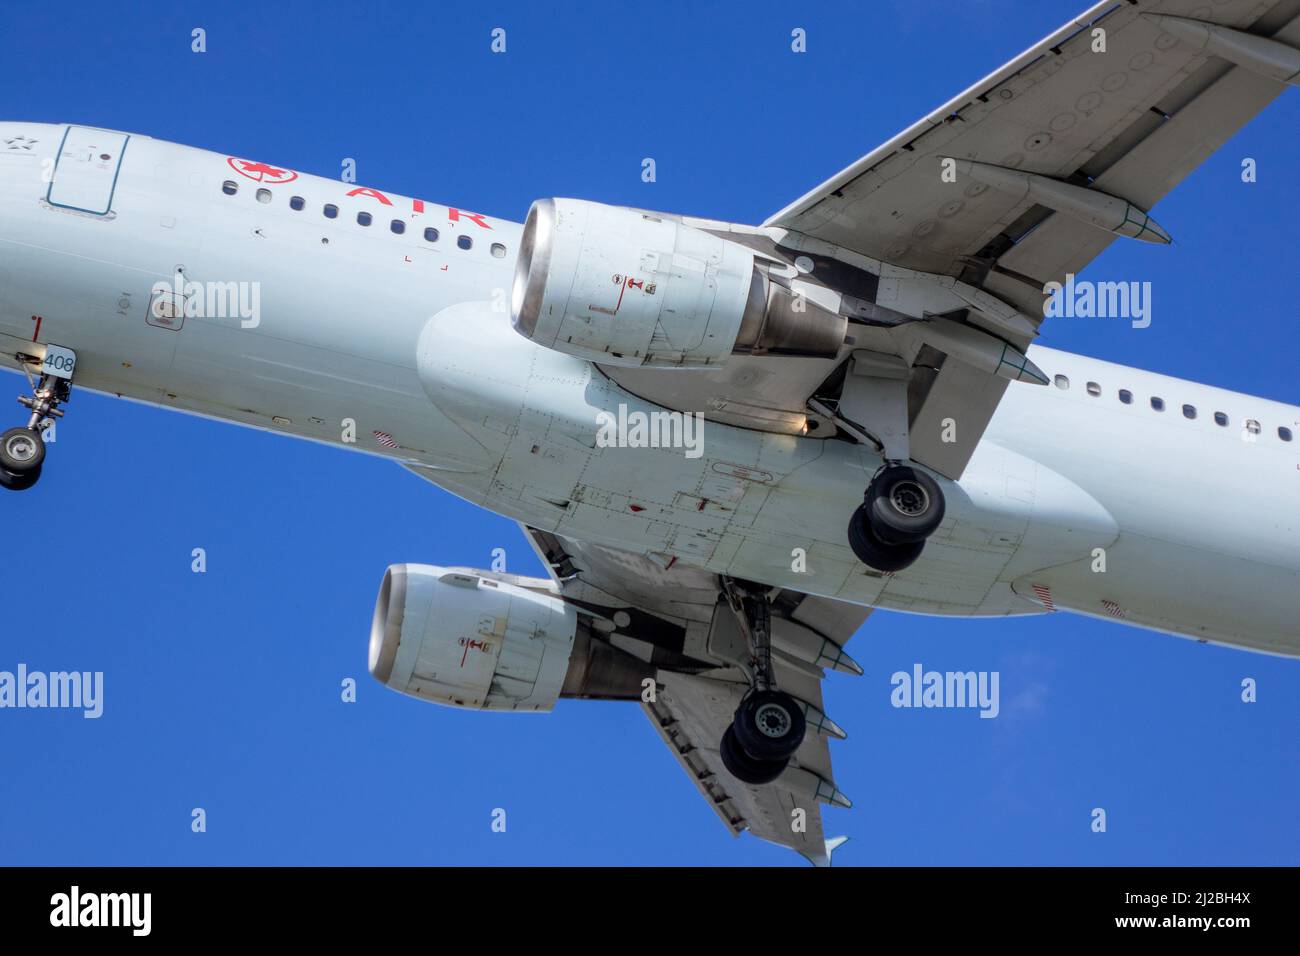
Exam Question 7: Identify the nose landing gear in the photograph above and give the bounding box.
[717,579,808,785]
[2,346,74,492]
[847,463,945,573]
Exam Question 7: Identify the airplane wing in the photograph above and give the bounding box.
[520,524,864,865]
[762,0,1300,476]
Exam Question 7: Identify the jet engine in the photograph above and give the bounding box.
[510,198,847,368]
[368,564,649,710]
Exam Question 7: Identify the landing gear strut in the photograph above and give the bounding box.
[822,351,947,574]
[718,579,806,785]
[847,463,945,573]
[1,350,73,492]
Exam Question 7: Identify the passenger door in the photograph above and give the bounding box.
[46,126,129,216]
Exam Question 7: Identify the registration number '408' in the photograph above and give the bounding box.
[42,344,77,380]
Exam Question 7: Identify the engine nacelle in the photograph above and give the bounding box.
[369,564,651,711]
[369,565,578,711]
[511,198,847,368]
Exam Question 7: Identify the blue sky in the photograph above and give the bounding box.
[1,0,1297,866]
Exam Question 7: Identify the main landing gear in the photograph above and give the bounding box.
[846,463,945,573]
[718,579,807,785]
[1,349,73,492]
[822,351,947,575]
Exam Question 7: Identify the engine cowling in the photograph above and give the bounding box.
[368,564,649,710]
[511,198,846,368]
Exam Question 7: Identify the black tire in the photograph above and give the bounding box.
[848,504,925,573]
[733,689,807,762]
[866,465,945,543]
[0,464,41,492]
[0,427,44,476]
[719,724,788,785]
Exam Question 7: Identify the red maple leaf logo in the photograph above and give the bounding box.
[226,156,298,184]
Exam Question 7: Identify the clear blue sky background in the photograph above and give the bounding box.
[1,0,1297,866]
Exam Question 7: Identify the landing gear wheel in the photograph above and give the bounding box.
[848,504,925,572]
[0,464,41,492]
[719,724,788,785]
[718,579,800,784]
[0,427,44,476]
[732,689,806,762]
[866,465,944,543]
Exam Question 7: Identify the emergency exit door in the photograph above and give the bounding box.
[45,126,130,216]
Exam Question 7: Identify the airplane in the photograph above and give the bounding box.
[2,0,1298,865]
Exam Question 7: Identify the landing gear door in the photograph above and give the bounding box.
[46,126,130,217]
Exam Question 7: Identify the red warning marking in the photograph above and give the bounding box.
[458,636,491,668]
[1031,584,1056,612]
[603,274,657,317]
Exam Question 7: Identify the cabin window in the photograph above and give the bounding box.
[1280,426,1294,442]
[255,188,272,204]
[221,181,238,195]
[1086,382,1101,397]
[324,204,338,219]
[289,196,305,211]
[1245,419,1261,436]
[423,227,439,243]
[1053,374,1069,390]
[490,242,507,258]
[457,234,473,250]
[1214,412,1228,426]
[1118,389,1132,405]
[1182,404,1196,420]
[357,211,372,226]
[1151,397,1165,411]
[391,219,405,235]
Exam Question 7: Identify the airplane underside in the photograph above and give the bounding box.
[2,0,1299,863]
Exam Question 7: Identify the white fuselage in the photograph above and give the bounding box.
[2,125,1297,655]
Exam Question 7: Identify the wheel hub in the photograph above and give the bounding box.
[889,480,929,517]
[4,432,37,462]
[754,702,792,738]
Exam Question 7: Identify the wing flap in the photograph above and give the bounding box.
[645,670,842,860]
[767,0,1296,282]
[518,525,862,862]
[764,0,1300,480]
[993,43,1292,312]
